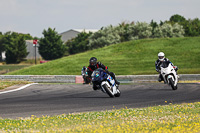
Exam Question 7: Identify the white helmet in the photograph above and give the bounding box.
[158,52,165,61]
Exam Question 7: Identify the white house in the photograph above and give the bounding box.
[59,29,98,43]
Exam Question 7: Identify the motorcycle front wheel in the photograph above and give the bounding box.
[169,78,178,90]
[102,84,115,98]
[114,89,121,97]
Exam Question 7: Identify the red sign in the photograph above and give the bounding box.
[33,40,38,45]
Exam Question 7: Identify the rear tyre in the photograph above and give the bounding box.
[169,78,177,90]
[102,84,114,98]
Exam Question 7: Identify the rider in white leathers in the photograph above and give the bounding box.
[155,52,178,82]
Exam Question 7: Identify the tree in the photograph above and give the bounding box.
[65,32,92,55]
[3,32,29,63]
[183,18,200,36]
[17,36,29,62]
[170,14,186,23]
[39,28,66,60]
[150,20,158,37]
[169,14,200,36]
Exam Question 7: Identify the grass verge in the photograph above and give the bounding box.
[0,81,31,90]
[0,102,199,132]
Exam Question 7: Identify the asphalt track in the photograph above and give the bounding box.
[0,83,199,119]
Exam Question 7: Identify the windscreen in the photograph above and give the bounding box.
[92,68,104,81]
[160,61,170,68]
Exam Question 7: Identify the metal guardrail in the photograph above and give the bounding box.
[117,74,200,83]
[0,75,76,83]
[0,74,200,83]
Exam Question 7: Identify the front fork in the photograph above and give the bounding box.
[166,74,177,86]
[101,81,117,94]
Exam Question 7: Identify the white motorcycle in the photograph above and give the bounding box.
[92,68,121,97]
[160,61,178,90]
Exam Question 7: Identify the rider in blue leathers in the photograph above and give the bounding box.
[87,57,120,90]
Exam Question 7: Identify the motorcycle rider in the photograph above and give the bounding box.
[81,66,91,84]
[155,52,178,82]
[87,57,120,90]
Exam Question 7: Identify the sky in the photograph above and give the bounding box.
[0,0,200,37]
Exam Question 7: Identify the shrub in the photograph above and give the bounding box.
[65,32,92,55]
[88,25,121,49]
[39,28,65,60]
[127,22,152,40]
[153,23,184,38]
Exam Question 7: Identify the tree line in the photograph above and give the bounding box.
[0,14,200,64]
[0,29,65,64]
[0,32,34,63]
[65,14,200,54]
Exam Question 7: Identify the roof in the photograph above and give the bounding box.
[60,29,98,35]
[72,29,98,33]
[59,29,99,43]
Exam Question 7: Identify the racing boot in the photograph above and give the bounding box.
[158,74,163,82]
[115,80,120,85]
[109,72,120,85]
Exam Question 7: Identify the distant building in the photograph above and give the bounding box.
[0,40,41,61]
[0,51,6,61]
[26,40,41,59]
[59,29,98,43]
[1,29,99,61]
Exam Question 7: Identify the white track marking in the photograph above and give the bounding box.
[0,83,38,95]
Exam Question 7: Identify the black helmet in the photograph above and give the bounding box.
[89,57,97,66]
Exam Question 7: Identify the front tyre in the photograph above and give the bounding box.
[102,84,114,98]
[114,89,121,97]
[169,78,177,90]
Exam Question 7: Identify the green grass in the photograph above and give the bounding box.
[0,65,31,74]
[0,80,32,90]
[0,102,199,132]
[6,37,200,75]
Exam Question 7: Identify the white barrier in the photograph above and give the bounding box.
[0,74,200,83]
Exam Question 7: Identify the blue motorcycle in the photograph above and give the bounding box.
[92,68,121,97]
